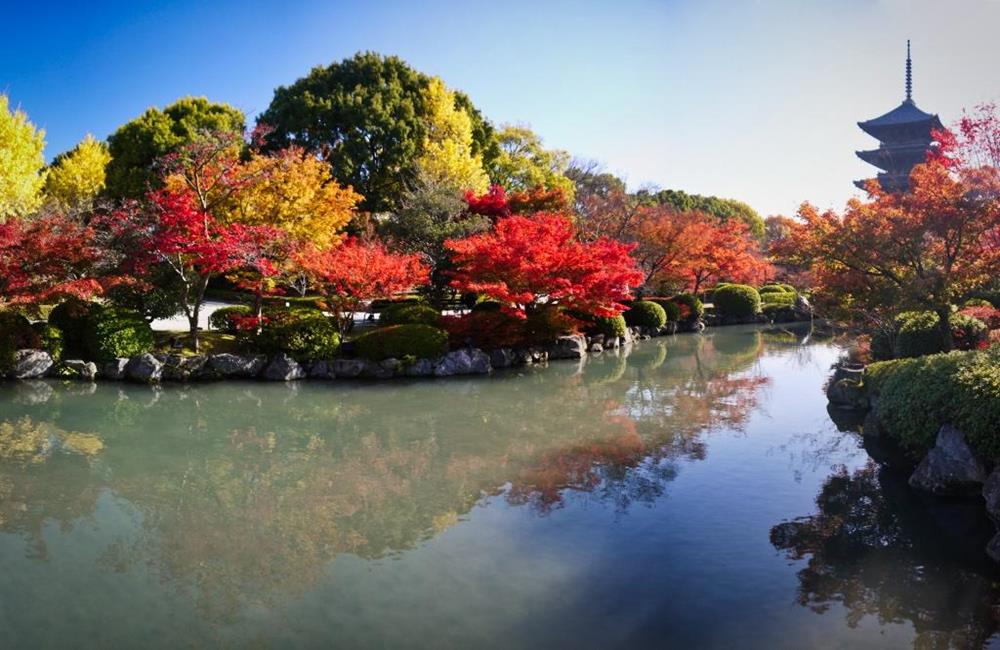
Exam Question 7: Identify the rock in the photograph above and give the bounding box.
[548,335,588,360]
[589,342,604,353]
[262,354,305,381]
[63,359,98,381]
[207,354,266,378]
[8,350,53,379]
[434,349,491,376]
[861,409,882,438]
[489,348,517,369]
[162,355,208,381]
[404,358,435,377]
[603,335,620,350]
[622,328,635,345]
[101,358,129,380]
[908,425,987,495]
[307,360,336,379]
[795,294,812,314]
[332,358,367,378]
[125,353,163,383]
[362,358,399,379]
[986,533,1000,563]
[983,469,1000,522]
[826,365,868,410]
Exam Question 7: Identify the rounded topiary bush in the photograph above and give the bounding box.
[650,298,682,323]
[31,322,64,361]
[963,298,993,308]
[585,314,627,338]
[951,312,988,351]
[253,311,340,360]
[759,283,795,294]
[712,284,761,319]
[83,306,154,362]
[354,324,449,361]
[209,305,253,333]
[671,293,704,322]
[623,301,667,329]
[892,310,988,358]
[379,303,441,328]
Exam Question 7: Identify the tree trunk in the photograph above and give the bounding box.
[936,305,954,352]
[188,275,212,352]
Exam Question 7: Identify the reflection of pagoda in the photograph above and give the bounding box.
[855,41,943,193]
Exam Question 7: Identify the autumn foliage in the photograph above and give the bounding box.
[444,212,643,317]
[463,184,569,219]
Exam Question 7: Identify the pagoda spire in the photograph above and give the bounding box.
[905,40,912,102]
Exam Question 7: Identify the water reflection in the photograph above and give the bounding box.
[771,458,1000,647]
[0,331,777,618]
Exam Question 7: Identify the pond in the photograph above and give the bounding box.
[1,325,998,648]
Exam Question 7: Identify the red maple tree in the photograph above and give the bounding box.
[298,237,429,336]
[464,184,569,220]
[444,212,644,317]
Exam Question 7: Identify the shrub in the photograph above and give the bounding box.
[379,303,441,327]
[524,307,583,343]
[83,306,154,362]
[893,311,988,358]
[49,300,98,354]
[443,311,526,349]
[759,283,795,294]
[252,310,340,360]
[760,291,796,306]
[354,324,449,361]
[866,348,1000,458]
[670,293,704,322]
[0,312,39,370]
[963,298,993,308]
[576,312,626,338]
[623,301,667,329]
[209,305,253,334]
[31,322,64,361]
[368,296,423,312]
[649,298,682,323]
[712,284,762,319]
[959,305,1000,330]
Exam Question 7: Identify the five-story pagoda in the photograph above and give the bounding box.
[855,41,943,193]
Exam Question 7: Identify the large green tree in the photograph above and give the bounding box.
[0,94,46,220]
[644,188,764,240]
[104,97,245,199]
[258,52,496,213]
[489,124,574,198]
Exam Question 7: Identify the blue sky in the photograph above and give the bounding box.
[4,0,999,217]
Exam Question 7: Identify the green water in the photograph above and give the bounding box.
[1,325,997,648]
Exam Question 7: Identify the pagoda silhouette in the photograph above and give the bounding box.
[855,41,943,193]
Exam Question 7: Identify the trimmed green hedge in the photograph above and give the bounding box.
[83,306,154,362]
[713,284,762,318]
[760,291,796,306]
[866,347,1000,458]
[624,301,667,329]
[354,324,449,361]
[378,302,441,327]
[894,311,987,358]
[209,305,252,333]
[253,311,340,360]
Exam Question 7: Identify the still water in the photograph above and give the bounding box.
[1,325,998,649]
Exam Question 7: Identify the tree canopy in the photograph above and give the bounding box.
[0,94,47,220]
[415,77,490,193]
[44,134,111,212]
[488,124,575,199]
[643,188,765,240]
[105,96,245,200]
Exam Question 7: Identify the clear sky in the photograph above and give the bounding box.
[4,0,999,217]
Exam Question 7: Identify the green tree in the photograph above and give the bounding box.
[104,97,245,199]
[0,94,46,220]
[646,188,764,240]
[258,52,430,213]
[415,78,489,193]
[489,124,574,198]
[44,134,111,212]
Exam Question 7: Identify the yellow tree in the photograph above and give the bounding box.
[416,78,489,193]
[227,147,362,248]
[0,95,46,220]
[44,134,111,212]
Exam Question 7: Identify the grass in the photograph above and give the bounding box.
[153,330,242,356]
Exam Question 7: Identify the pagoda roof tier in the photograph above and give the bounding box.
[858,99,943,141]
[856,142,932,171]
[854,172,911,193]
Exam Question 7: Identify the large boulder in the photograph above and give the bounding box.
[125,353,163,383]
[362,358,400,379]
[908,425,987,495]
[262,354,305,381]
[861,409,883,438]
[307,360,336,379]
[101,358,129,380]
[489,348,518,369]
[162,355,208,381]
[434,349,491,377]
[548,335,587,360]
[207,353,266,379]
[8,350,53,379]
[983,469,1000,522]
[63,359,98,381]
[404,358,435,377]
[986,533,1000,563]
[826,365,868,410]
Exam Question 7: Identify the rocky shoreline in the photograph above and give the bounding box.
[827,362,1000,562]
